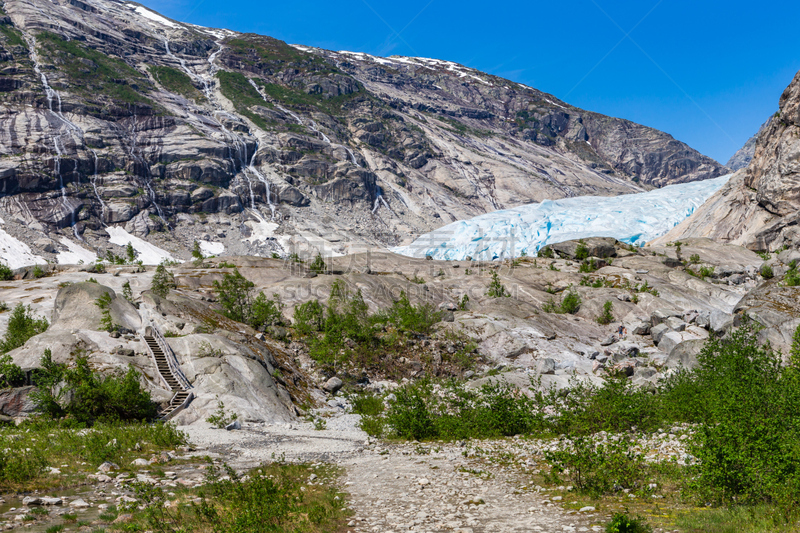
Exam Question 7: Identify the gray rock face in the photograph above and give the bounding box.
[0,0,725,258]
[658,69,800,251]
[726,117,773,171]
[323,377,344,394]
[548,237,617,260]
[52,282,141,332]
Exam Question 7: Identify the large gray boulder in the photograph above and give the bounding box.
[548,237,617,260]
[52,282,141,333]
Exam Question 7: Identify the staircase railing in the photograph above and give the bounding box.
[143,333,172,390]
[149,322,192,390]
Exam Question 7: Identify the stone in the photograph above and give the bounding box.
[441,310,455,322]
[323,377,344,393]
[225,420,241,431]
[98,461,120,473]
[651,309,678,327]
[418,478,430,486]
[536,358,556,375]
[69,498,90,508]
[632,322,650,335]
[600,335,617,346]
[665,317,687,331]
[579,506,596,512]
[650,323,671,344]
[131,458,150,466]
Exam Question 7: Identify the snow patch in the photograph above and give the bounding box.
[393,175,731,261]
[56,237,97,265]
[127,4,178,28]
[106,227,176,265]
[0,227,46,269]
[199,241,225,256]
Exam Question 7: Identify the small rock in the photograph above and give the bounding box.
[323,377,343,394]
[69,498,90,509]
[579,506,596,512]
[552,496,562,501]
[98,461,119,473]
[225,420,241,431]
[131,458,150,466]
[537,358,556,375]
[418,478,430,486]
[599,335,617,346]
[113,513,133,524]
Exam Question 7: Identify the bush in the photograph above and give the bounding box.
[250,292,283,331]
[597,300,614,325]
[537,246,554,258]
[293,300,325,336]
[545,435,644,497]
[150,261,176,298]
[309,253,326,274]
[786,260,800,286]
[31,351,157,423]
[378,290,441,335]
[486,271,510,297]
[606,513,653,533]
[214,268,254,323]
[122,281,133,302]
[560,288,581,314]
[351,394,384,416]
[0,303,48,353]
[0,261,13,281]
[95,292,115,332]
[575,240,589,260]
[206,396,238,428]
[0,354,24,387]
[126,242,136,263]
[578,258,599,273]
[761,263,774,279]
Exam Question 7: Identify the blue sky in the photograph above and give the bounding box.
[143,0,800,165]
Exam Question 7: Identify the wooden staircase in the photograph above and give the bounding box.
[143,329,193,420]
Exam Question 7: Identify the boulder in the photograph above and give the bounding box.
[549,237,617,260]
[323,377,343,393]
[0,386,36,418]
[632,322,650,335]
[650,323,671,344]
[536,358,556,375]
[665,317,687,331]
[52,282,141,332]
[651,309,679,327]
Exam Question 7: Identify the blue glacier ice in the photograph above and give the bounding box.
[392,175,730,261]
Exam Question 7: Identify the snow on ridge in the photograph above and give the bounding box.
[106,227,177,265]
[127,4,178,28]
[57,238,97,265]
[0,227,46,269]
[199,241,224,256]
[392,175,731,261]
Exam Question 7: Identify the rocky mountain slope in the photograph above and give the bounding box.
[655,69,800,251]
[0,0,727,262]
[726,117,773,171]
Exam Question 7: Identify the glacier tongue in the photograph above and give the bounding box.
[393,175,730,261]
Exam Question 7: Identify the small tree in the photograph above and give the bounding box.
[487,271,510,298]
[293,300,325,336]
[596,300,614,325]
[791,323,800,367]
[126,242,136,263]
[560,288,581,314]
[0,261,13,281]
[309,253,326,274]
[213,268,254,323]
[575,240,589,260]
[95,292,115,332]
[150,261,176,298]
[250,292,283,331]
[192,240,204,266]
[0,353,24,388]
[761,264,774,280]
[122,281,133,302]
[0,303,48,353]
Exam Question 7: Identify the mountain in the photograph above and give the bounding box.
[726,117,773,171]
[0,0,728,263]
[655,70,800,251]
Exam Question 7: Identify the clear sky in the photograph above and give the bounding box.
[142,0,800,165]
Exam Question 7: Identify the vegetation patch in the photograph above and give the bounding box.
[215,70,271,130]
[149,65,205,102]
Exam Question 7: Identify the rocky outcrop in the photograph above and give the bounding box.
[726,117,773,171]
[658,70,800,251]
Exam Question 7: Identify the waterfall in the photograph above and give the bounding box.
[345,147,360,167]
[128,108,169,227]
[371,186,393,214]
[89,149,107,225]
[247,143,276,220]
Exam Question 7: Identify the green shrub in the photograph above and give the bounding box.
[606,513,653,533]
[95,292,116,332]
[377,291,441,335]
[761,263,774,279]
[575,240,589,260]
[545,435,645,497]
[122,281,133,302]
[251,292,284,331]
[150,261,176,298]
[351,394,384,416]
[206,396,238,428]
[596,300,614,325]
[560,288,581,314]
[31,351,157,423]
[0,303,48,353]
[786,260,800,286]
[689,253,701,264]
[458,294,469,310]
[486,271,510,297]
[293,300,325,336]
[0,354,24,388]
[214,268,254,323]
[538,246,554,258]
[309,253,326,274]
[578,258,599,273]
[0,261,13,281]
[126,242,136,263]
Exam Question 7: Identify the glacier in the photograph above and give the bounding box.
[392,175,730,261]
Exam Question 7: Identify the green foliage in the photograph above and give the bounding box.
[791,324,800,366]
[377,291,441,335]
[383,379,544,441]
[206,396,238,428]
[213,268,284,331]
[32,265,46,278]
[0,303,48,353]
[0,24,25,48]
[578,258,599,273]
[606,513,653,533]
[597,300,614,325]
[575,240,589,260]
[560,288,581,314]
[149,65,204,102]
[191,240,204,264]
[95,292,115,332]
[351,394,384,416]
[537,246,554,258]
[0,260,13,281]
[0,353,24,388]
[689,253,701,264]
[38,32,154,106]
[486,271,510,297]
[215,71,270,130]
[757,251,771,261]
[545,435,645,497]
[761,263,774,279]
[122,281,133,302]
[292,300,325,336]
[309,253,326,274]
[635,280,659,297]
[150,261,176,298]
[126,242,136,263]
[457,294,469,310]
[785,259,800,286]
[411,275,425,284]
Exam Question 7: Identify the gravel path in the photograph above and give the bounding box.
[181,421,606,533]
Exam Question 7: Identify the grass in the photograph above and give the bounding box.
[149,65,205,102]
[122,460,350,533]
[38,31,155,107]
[0,419,186,492]
[215,70,271,130]
[0,24,25,48]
